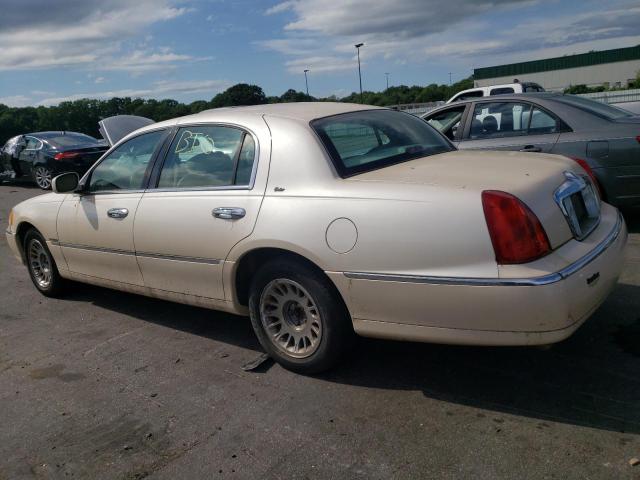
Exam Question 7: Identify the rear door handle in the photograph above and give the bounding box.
[107,208,129,219]
[212,207,245,219]
[519,145,542,152]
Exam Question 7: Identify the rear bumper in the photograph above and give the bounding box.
[328,210,627,346]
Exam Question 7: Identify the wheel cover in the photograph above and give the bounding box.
[28,239,53,289]
[259,278,323,358]
[34,166,51,189]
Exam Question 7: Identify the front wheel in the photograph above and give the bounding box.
[24,229,66,297]
[249,259,354,374]
[33,165,52,190]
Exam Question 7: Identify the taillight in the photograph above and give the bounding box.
[54,151,80,161]
[482,190,551,264]
[636,135,640,144]
[570,157,602,197]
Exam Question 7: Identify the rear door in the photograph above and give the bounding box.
[458,100,562,153]
[133,122,268,300]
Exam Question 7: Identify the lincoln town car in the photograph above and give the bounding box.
[6,103,627,373]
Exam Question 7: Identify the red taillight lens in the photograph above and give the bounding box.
[571,157,602,197]
[53,151,79,161]
[636,135,640,144]
[482,190,551,264]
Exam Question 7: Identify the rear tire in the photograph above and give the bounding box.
[33,165,52,190]
[24,229,66,297]
[248,259,354,374]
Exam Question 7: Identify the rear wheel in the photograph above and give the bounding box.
[33,165,52,189]
[249,259,354,374]
[24,229,66,297]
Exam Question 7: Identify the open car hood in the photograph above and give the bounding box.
[98,115,155,146]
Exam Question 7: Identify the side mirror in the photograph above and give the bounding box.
[52,172,79,193]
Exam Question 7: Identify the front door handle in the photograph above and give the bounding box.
[212,207,246,220]
[519,145,542,152]
[107,207,129,219]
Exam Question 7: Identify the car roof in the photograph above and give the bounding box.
[26,131,94,138]
[134,102,388,134]
[430,92,566,114]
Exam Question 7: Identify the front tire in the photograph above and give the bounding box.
[249,259,354,374]
[33,165,52,190]
[24,229,66,297]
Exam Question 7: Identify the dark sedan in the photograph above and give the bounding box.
[422,93,640,207]
[1,131,108,189]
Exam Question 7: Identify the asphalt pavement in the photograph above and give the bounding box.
[1,181,640,480]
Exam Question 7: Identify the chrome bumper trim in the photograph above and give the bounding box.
[344,212,624,287]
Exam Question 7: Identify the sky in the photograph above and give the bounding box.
[0,0,639,107]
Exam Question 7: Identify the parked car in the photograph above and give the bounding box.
[0,131,109,189]
[446,81,545,103]
[423,93,640,207]
[6,103,627,373]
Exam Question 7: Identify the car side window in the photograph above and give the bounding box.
[489,87,515,96]
[157,125,255,189]
[426,106,465,140]
[88,130,164,193]
[469,102,532,139]
[25,137,41,150]
[529,107,559,134]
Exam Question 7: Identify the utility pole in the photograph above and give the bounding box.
[304,69,310,97]
[355,43,364,103]
[448,72,452,85]
[385,72,390,90]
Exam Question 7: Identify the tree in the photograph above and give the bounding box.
[210,84,267,108]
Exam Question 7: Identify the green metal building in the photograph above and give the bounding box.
[473,45,640,91]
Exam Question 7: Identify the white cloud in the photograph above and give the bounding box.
[0,95,32,107]
[94,77,106,84]
[263,0,640,78]
[0,0,189,71]
[37,79,231,106]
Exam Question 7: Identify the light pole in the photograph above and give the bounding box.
[303,69,310,97]
[355,43,364,103]
[385,72,390,90]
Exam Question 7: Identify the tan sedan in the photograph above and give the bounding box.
[5,103,627,373]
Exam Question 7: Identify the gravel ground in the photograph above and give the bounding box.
[1,181,639,480]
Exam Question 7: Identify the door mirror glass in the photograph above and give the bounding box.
[52,172,79,193]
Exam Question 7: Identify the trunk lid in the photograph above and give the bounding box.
[348,150,596,248]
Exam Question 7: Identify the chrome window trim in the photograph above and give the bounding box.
[150,122,260,192]
[51,240,221,265]
[344,212,623,287]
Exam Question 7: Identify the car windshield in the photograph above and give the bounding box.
[46,133,100,148]
[311,110,453,177]
[555,95,633,120]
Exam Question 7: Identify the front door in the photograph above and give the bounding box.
[133,124,266,299]
[57,129,167,285]
[459,101,561,153]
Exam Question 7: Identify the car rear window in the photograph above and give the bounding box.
[554,95,633,120]
[311,110,453,177]
[46,133,100,148]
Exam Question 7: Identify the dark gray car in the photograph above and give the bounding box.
[422,93,640,207]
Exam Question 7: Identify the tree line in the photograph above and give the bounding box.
[0,77,474,145]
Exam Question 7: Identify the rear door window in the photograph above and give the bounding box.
[157,125,256,189]
[469,102,532,139]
